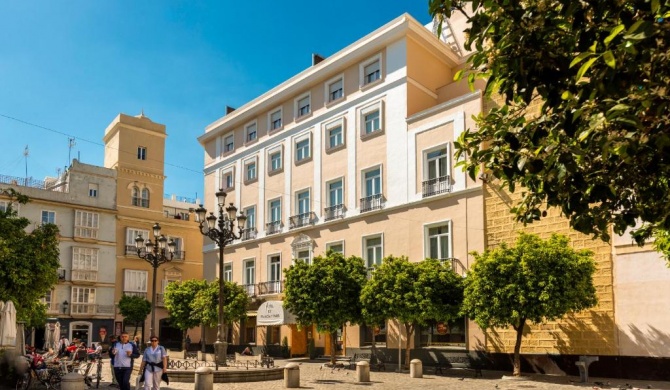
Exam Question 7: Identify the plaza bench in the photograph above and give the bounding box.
[575,355,599,383]
[434,360,483,377]
[349,353,386,371]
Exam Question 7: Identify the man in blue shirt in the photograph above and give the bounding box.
[110,332,140,390]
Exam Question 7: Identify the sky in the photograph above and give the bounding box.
[0,1,432,200]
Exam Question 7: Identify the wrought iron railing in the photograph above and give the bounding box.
[125,245,145,257]
[422,175,451,197]
[441,257,467,276]
[241,228,257,241]
[266,221,282,235]
[360,194,384,212]
[257,280,283,295]
[323,204,346,221]
[288,212,315,229]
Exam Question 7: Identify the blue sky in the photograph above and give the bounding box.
[0,1,432,200]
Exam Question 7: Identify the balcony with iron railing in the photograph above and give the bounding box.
[360,194,384,212]
[71,269,97,283]
[123,291,148,299]
[125,245,146,257]
[172,250,186,261]
[241,228,257,241]
[70,304,115,316]
[243,284,256,297]
[266,221,282,235]
[257,280,283,295]
[441,257,467,276]
[289,212,316,229]
[323,204,346,221]
[422,175,451,198]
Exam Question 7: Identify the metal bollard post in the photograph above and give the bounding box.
[356,361,370,382]
[194,367,214,390]
[284,362,300,388]
[61,372,86,390]
[410,359,423,378]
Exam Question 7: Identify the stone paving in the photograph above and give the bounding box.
[93,358,670,390]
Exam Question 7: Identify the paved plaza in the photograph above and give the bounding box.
[91,358,670,390]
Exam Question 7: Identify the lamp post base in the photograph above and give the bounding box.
[214,340,228,368]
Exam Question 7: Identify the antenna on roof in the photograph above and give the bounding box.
[23,145,29,185]
[68,137,76,165]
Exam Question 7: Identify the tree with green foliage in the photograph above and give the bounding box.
[360,256,463,368]
[463,233,597,376]
[191,279,249,344]
[118,295,151,339]
[163,279,208,350]
[429,0,670,249]
[0,188,60,327]
[283,251,366,365]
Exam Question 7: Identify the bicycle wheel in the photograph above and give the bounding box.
[15,371,31,390]
[94,360,102,388]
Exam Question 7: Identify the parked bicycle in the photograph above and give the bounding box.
[73,352,103,388]
[15,353,64,390]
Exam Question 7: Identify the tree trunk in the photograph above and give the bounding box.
[404,323,414,370]
[201,326,206,353]
[513,318,526,376]
[330,330,338,365]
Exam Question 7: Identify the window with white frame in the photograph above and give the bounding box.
[41,210,55,224]
[224,134,234,153]
[223,263,232,282]
[72,247,99,282]
[425,222,451,260]
[88,183,98,198]
[364,167,382,197]
[360,102,383,137]
[296,189,310,215]
[326,77,344,103]
[364,235,383,269]
[167,236,184,257]
[245,122,257,143]
[220,168,235,190]
[296,249,311,264]
[137,146,147,160]
[296,94,311,118]
[0,201,8,213]
[268,147,283,173]
[295,136,311,162]
[74,210,99,238]
[141,188,150,207]
[326,241,344,254]
[291,234,314,265]
[245,160,257,182]
[269,199,281,223]
[132,187,149,207]
[243,259,255,292]
[124,269,148,294]
[268,255,281,282]
[244,206,256,229]
[324,118,345,150]
[126,227,150,247]
[328,179,343,207]
[269,109,282,131]
[360,55,382,86]
[426,147,449,180]
[71,287,96,314]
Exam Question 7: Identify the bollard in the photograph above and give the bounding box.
[61,372,86,390]
[410,359,423,378]
[356,361,370,382]
[284,362,300,388]
[195,367,214,390]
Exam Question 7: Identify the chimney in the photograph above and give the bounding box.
[312,53,326,66]
[225,106,236,115]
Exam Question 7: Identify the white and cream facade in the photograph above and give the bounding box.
[198,13,485,356]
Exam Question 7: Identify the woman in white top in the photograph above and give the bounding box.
[139,337,167,390]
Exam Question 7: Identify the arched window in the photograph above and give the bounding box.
[141,188,150,208]
[131,187,140,207]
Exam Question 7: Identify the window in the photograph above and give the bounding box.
[88,183,98,198]
[243,259,255,295]
[297,190,310,214]
[74,210,99,238]
[71,287,96,314]
[361,322,387,345]
[245,122,257,143]
[361,57,381,86]
[72,247,99,282]
[220,168,235,190]
[328,180,343,207]
[426,222,451,260]
[296,250,311,265]
[327,77,344,102]
[295,138,311,162]
[137,147,147,160]
[167,236,184,259]
[223,263,232,282]
[124,270,148,295]
[141,188,150,208]
[427,148,448,179]
[245,161,257,182]
[326,241,344,254]
[245,206,256,229]
[41,210,55,224]
[360,102,384,138]
[269,151,282,173]
[269,109,282,131]
[126,228,150,246]
[423,146,451,197]
[269,255,281,282]
[224,134,234,153]
[0,201,8,213]
[132,187,149,208]
[364,235,383,269]
[364,110,380,134]
[364,168,382,196]
[296,94,311,118]
[131,187,140,206]
[420,318,466,347]
[269,199,281,223]
[324,118,345,151]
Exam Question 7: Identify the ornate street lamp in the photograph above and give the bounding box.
[194,189,246,367]
[135,222,176,338]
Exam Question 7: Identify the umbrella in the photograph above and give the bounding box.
[43,324,52,351]
[53,322,61,349]
[16,322,25,355]
[0,301,17,347]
